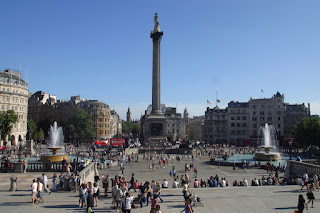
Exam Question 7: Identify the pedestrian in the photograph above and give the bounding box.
[31,179,40,205]
[59,172,65,190]
[52,173,58,191]
[87,182,94,213]
[42,173,51,194]
[122,192,134,213]
[23,158,28,173]
[114,184,123,212]
[297,194,307,213]
[103,175,110,196]
[151,195,159,211]
[80,184,87,208]
[94,172,100,187]
[155,204,162,213]
[36,179,44,203]
[93,183,100,207]
[306,184,315,208]
[181,200,193,213]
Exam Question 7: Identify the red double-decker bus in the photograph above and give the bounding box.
[110,138,125,147]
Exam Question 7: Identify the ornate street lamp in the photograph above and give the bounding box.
[18,135,22,162]
[289,139,293,160]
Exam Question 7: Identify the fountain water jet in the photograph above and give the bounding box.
[40,122,68,162]
[254,123,281,161]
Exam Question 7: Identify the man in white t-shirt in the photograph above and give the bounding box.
[31,179,39,205]
[42,173,51,194]
[162,179,168,188]
[122,192,134,212]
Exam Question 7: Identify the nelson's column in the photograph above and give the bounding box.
[144,13,167,146]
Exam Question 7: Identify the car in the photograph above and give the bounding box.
[0,145,7,151]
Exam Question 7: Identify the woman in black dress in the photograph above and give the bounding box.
[87,182,94,213]
[298,194,307,213]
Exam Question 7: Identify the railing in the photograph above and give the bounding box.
[286,160,320,177]
[0,161,76,173]
[79,162,98,185]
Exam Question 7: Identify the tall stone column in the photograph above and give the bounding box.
[150,13,163,115]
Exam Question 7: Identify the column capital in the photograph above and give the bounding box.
[150,31,163,41]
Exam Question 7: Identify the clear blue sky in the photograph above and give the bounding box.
[1,0,320,120]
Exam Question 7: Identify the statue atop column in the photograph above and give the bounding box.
[153,13,160,32]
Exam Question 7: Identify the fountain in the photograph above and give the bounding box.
[254,123,282,161]
[40,122,68,162]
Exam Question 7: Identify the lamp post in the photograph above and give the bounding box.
[18,136,22,162]
[289,139,293,160]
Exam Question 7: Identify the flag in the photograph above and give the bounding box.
[207,100,211,105]
[261,89,264,93]
[217,99,220,103]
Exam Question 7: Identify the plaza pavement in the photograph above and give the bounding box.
[0,154,319,213]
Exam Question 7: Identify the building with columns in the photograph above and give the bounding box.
[203,92,310,145]
[0,69,29,146]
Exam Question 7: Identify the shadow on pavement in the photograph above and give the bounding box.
[274,207,296,210]
[0,201,30,206]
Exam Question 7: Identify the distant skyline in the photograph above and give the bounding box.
[1,0,320,120]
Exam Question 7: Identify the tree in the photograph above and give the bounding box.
[132,123,141,136]
[121,121,140,136]
[64,107,95,142]
[0,110,18,143]
[293,117,320,147]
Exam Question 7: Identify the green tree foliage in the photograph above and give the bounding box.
[132,123,141,136]
[122,121,140,136]
[0,110,18,142]
[64,107,95,141]
[293,117,320,147]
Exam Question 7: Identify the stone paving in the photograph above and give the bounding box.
[0,154,319,213]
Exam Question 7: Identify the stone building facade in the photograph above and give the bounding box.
[0,70,29,146]
[28,93,120,140]
[284,103,310,138]
[110,109,122,138]
[203,107,228,144]
[185,116,205,141]
[203,92,310,145]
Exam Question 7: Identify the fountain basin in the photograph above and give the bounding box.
[255,152,281,161]
[39,154,69,162]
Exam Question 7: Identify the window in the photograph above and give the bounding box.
[237,116,240,120]
[243,123,246,127]
[253,111,256,115]
[236,123,240,127]
[253,105,256,109]
[278,124,281,128]
[242,116,246,120]
[231,123,235,127]
[231,117,235,120]
[260,111,264,115]
[278,117,281,121]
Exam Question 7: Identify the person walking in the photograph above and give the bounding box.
[87,182,94,213]
[306,183,315,208]
[297,194,307,213]
[31,179,40,205]
[93,183,99,207]
[42,173,51,194]
[80,184,87,208]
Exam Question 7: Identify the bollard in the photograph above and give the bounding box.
[10,177,18,191]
